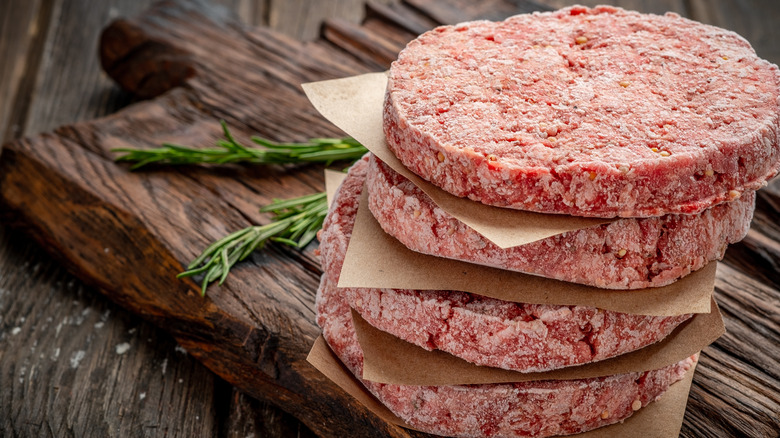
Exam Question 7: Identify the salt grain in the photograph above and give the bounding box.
[115,343,131,355]
[70,350,86,368]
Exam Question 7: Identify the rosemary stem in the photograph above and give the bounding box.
[113,121,363,296]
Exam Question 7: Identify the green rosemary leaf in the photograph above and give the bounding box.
[308,138,346,145]
[179,191,332,295]
[220,119,241,148]
[297,227,320,248]
[219,247,231,284]
[114,121,366,295]
[297,146,368,162]
[113,120,367,169]
[270,237,300,247]
[260,192,326,212]
[251,139,320,150]
[202,264,221,296]
[188,227,252,269]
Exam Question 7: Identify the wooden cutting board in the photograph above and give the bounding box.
[0,1,778,437]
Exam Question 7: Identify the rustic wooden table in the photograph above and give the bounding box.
[1,1,778,437]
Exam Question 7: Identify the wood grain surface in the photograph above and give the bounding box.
[1,1,779,437]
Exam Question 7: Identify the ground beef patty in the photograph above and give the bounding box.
[316,273,697,437]
[320,155,691,373]
[366,155,754,289]
[384,5,780,218]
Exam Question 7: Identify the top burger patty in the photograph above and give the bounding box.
[384,5,780,217]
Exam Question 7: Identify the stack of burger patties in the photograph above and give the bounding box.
[312,5,780,438]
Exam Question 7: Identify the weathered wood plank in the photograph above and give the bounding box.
[365,1,438,37]
[219,388,318,438]
[0,0,242,436]
[0,224,224,437]
[689,264,780,437]
[265,0,396,41]
[723,191,780,291]
[405,0,545,24]
[0,0,328,436]
[1,1,779,437]
[321,17,407,70]
[0,0,50,143]
[19,0,152,137]
[1,99,370,437]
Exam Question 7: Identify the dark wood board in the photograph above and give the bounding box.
[0,0,335,435]
[0,1,778,437]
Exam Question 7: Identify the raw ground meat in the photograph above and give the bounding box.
[384,5,780,217]
[315,272,697,438]
[366,155,754,289]
[319,155,691,373]
[344,285,691,373]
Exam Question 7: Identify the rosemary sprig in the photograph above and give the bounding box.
[178,192,329,295]
[113,120,361,295]
[113,120,366,169]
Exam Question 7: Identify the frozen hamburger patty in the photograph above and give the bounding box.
[319,155,691,373]
[384,5,780,217]
[315,273,697,438]
[366,155,754,289]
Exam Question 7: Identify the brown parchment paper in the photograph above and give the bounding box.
[337,189,714,316]
[302,73,612,249]
[355,297,721,385]
[325,169,346,206]
[306,335,697,437]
